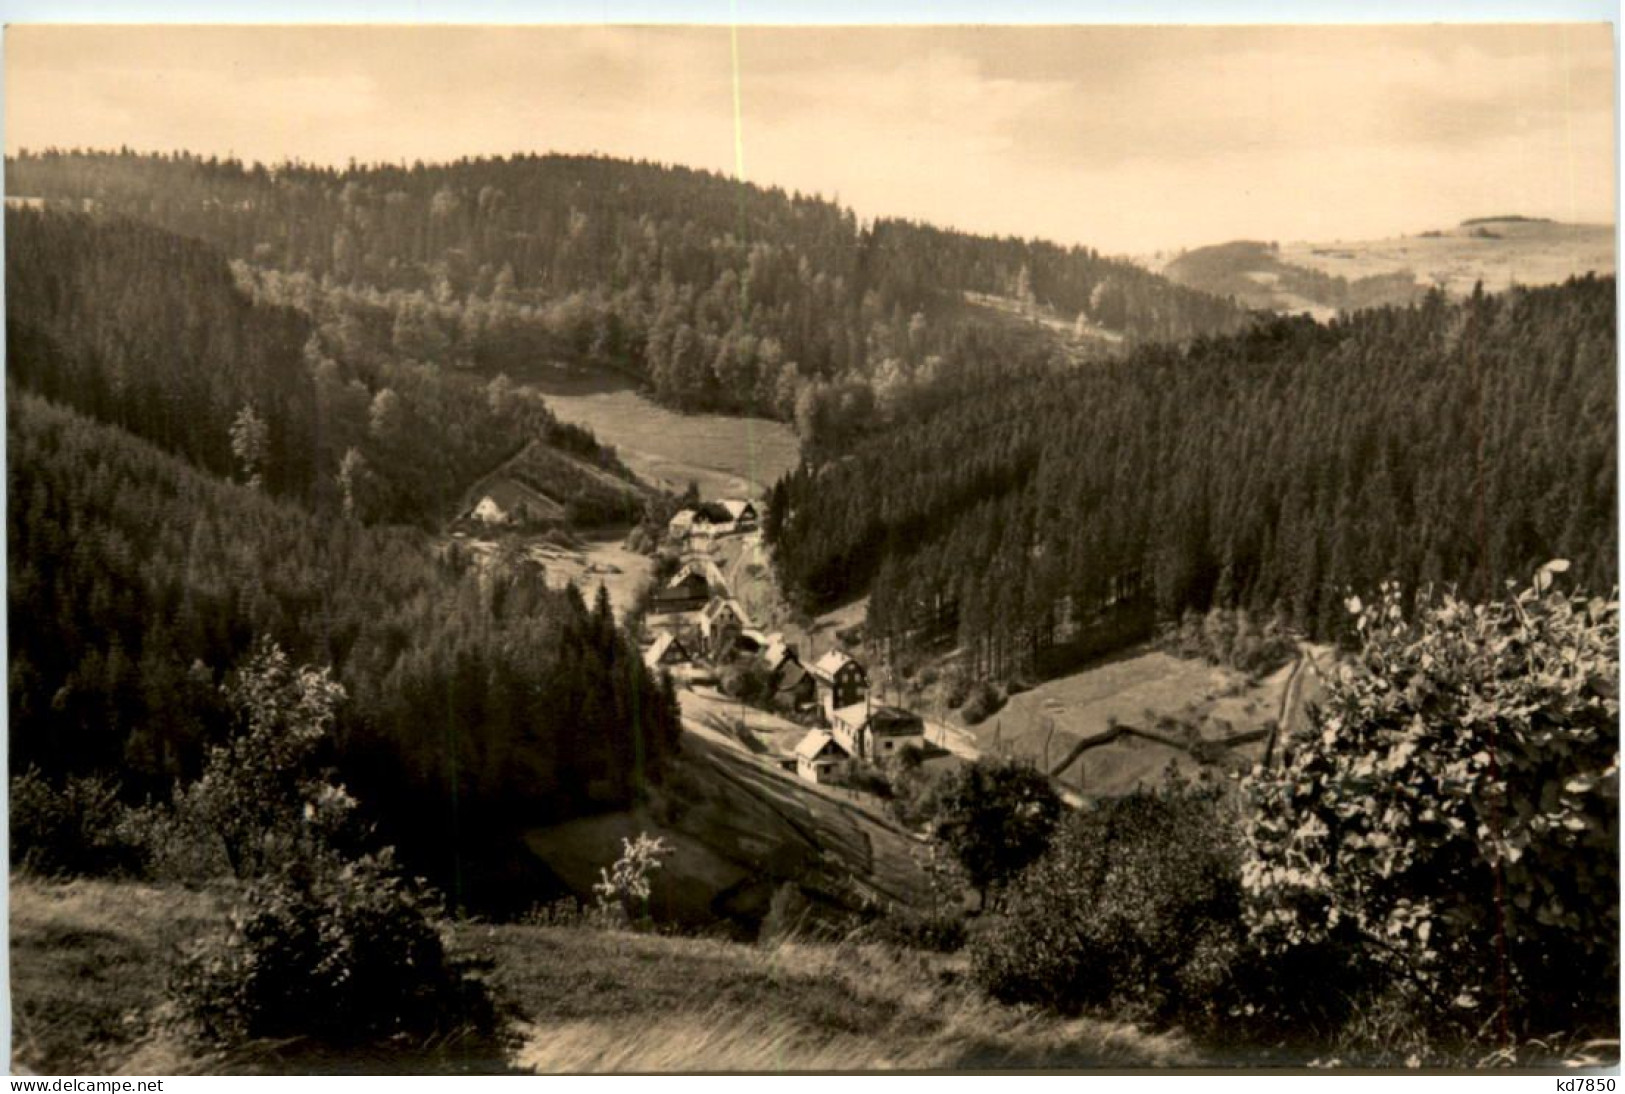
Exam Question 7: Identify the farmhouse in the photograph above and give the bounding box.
[649,570,710,614]
[829,703,926,761]
[795,730,850,784]
[809,650,869,722]
[642,632,692,671]
[684,501,741,539]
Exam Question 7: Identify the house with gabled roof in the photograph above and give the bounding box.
[719,498,759,529]
[642,632,693,671]
[795,730,849,784]
[649,569,711,615]
[809,649,869,722]
[829,702,925,761]
[699,596,752,658]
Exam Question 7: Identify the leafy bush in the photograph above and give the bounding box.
[167,640,360,879]
[968,772,1247,1029]
[172,849,500,1053]
[1241,567,1619,1047]
[842,759,894,799]
[163,639,502,1056]
[10,768,142,878]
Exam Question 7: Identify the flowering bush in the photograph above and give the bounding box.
[592,832,674,928]
[1240,565,1619,1043]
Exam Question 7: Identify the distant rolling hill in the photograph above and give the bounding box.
[1144,217,1614,318]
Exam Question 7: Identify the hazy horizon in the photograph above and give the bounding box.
[5,24,1616,254]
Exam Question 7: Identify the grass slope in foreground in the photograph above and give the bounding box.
[11,877,1198,1074]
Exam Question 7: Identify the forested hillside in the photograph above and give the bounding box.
[767,277,1617,678]
[7,150,1247,429]
[8,389,682,911]
[6,207,635,528]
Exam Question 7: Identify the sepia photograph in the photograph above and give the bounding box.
[2,12,1618,1078]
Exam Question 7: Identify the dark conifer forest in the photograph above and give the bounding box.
[6,207,634,529]
[767,278,1618,679]
[7,149,1247,429]
[9,389,681,911]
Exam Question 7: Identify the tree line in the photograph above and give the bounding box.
[7,149,1249,428]
[767,277,1617,680]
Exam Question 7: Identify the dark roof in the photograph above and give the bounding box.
[869,706,925,735]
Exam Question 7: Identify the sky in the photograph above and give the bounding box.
[3,23,1615,254]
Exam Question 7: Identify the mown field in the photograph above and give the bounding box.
[525,370,801,500]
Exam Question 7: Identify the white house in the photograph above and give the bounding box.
[795,730,850,784]
[470,495,510,525]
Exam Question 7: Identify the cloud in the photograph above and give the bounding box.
[5,24,1614,252]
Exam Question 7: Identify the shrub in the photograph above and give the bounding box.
[959,681,1005,725]
[968,771,1248,1030]
[172,849,500,1052]
[10,767,142,878]
[1241,567,1619,1048]
[863,905,968,954]
[842,759,893,799]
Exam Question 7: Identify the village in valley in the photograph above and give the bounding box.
[643,495,939,788]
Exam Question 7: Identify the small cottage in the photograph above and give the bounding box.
[795,730,850,784]
[772,658,817,711]
[699,597,752,657]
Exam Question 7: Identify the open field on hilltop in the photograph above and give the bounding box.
[521,369,801,500]
[1279,220,1615,298]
